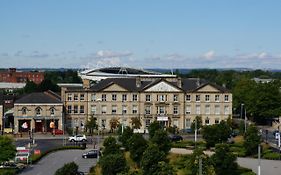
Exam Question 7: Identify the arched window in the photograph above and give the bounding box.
[35,107,42,116]
[22,107,27,115]
[50,107,55,116]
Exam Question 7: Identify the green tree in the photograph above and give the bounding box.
[99,153,128,175]
[0,136,16,162]
[156,161,176,175]
[23,80,38,93]
[38,78,60,92]
[85,116,97,134]
[109,117,120,133]
[131,117,142,129]
[148,121,161,139]
[140,144,165,175]
[118,126,133,150]
[103,136,121,156]
[191,116,202,132]
[151,130,171,154]
[128,133,148,165]
[243,125,261,155]
[211,144,238,175]
[55,162,79,175]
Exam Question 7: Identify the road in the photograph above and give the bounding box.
[19,149,97,175]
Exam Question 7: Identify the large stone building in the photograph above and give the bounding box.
[13,91,63,133]
[0,68,44,84]
[61,76,232,132]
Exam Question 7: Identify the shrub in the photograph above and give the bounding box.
[99,153,128,175]
[262,151,280,160]
[55,162,78,175]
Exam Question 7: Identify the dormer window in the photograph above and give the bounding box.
[50,107,55,116]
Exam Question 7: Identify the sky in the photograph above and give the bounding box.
[1,0,281,69]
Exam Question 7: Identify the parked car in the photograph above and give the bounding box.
[53,129,64,135]
[68,135,87,142]
[0,161,25,170]
[169,134,183,142]
[82,149,101,158]
[14,152,30,164]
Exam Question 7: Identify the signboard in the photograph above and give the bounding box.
[34,149,41,155]
[157,116,168,121]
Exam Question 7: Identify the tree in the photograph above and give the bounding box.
[109,117,120,132]
[191,116,202,132]
[243,124,261,155]
[23,80,38,93]
[55,162,79,175]
[103,136,121,156]
[148,121,161,139]
[187,148,215,175]
[128,133,148,165]
[202,121,231,148]
[38,78,60,92]
[85,116,97,134]
[151,130,171,155]
[0,136,16,162]
[156,161,176,175]
[140,144,166,175]
[99,153,128,175]
[211,144,238,175]
[131,117,142,129]
[118,126,133,150]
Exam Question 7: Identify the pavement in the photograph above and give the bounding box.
[19,149,97,175]
[170,148,281,175]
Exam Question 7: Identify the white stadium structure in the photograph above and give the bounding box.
[78,67,176,81]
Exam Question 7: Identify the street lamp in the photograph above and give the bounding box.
[241,104,247,133]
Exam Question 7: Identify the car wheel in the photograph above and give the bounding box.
[70,139,75,142]
[82,139,86,142]
[83,156,87,159]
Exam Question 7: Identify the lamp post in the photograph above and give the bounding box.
[258,144,261,175]
[194,117,197,148]
[96,98,101,160]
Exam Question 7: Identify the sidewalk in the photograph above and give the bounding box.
[14,133,69,140]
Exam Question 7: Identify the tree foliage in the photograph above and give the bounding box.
[151,130,171,154]
[128,133,148,165]
[191,116,202,132]
[211,144,238,175]
[85,116,97,134]
[99,153,128,175]
[0,136,16,162]
[148,121,161,139]
[131,117,142,129]
[102,136,121,156]
[118,126,133,150]
[243,124,261,155]
[55,162,79,175]
[109,117,120,132]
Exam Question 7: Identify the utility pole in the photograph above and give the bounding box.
[244,108,247,133]
[195,118,197,148]
[258,144,261,175]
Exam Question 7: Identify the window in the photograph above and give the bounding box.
[205,95,210,102]
[196,105,201,115]
[145,119,151,128]
[91,105,96,114]
[132,94,138,101]
[101,119,106,128]
[224,95,229,102]
[205,118,210,125]
[196,95,200,102]
[74,94,78,101]
[112,94,117,101]
[80,105,84,114]
[122,94,127,102]
[173,120,179,127]
[74,105,78,114]
[112,105,117,114]
[132,105,138,114]
[35,107,41,116]
[224,105,229,115]
[174,94,178,102]
[102,94,106,101]
[80,94,85,101]
[91,94,96,101]
[215,105,220,115]
[145,94,151,102]
[159,106,165,115]
[67,94,72,101]
[50,108,55,116]
[22,107,27,115]
[145,106,151,114]
[205,105,210,114]
[122,106,127,114]
[215,95,220,102]
[67,106,72,113]
[215,119,220,124]
[102,105,107,114]
[159,95,165,102]
[185,118,191,128]
[173,106,179,115]
[186,105,191,114]
[186,95,191,101]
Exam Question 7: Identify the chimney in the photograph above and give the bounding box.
[136,76,141,88]
[196,78,200,87]
[83,79,90,89]
[177,77,182,88]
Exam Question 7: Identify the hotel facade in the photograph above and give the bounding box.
[61,76,232,132]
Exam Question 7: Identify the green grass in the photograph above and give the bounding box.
[0,168,17,175]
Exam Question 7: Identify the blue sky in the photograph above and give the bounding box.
[1,0,281,69]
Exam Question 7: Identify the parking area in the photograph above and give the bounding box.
[19,149,97,175]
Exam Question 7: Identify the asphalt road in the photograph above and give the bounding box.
[19,149,97,175]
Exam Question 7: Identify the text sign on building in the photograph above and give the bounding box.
[157,116,168,121]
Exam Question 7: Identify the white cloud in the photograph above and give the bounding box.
[95,50,133,58]
[202,50,215,60]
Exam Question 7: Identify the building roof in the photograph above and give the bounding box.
[15,91,62,104]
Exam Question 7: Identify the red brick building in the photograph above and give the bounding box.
[0,68,44,84]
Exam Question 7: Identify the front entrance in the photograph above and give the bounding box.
[18,120,31,132]
[35,120,43,132]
